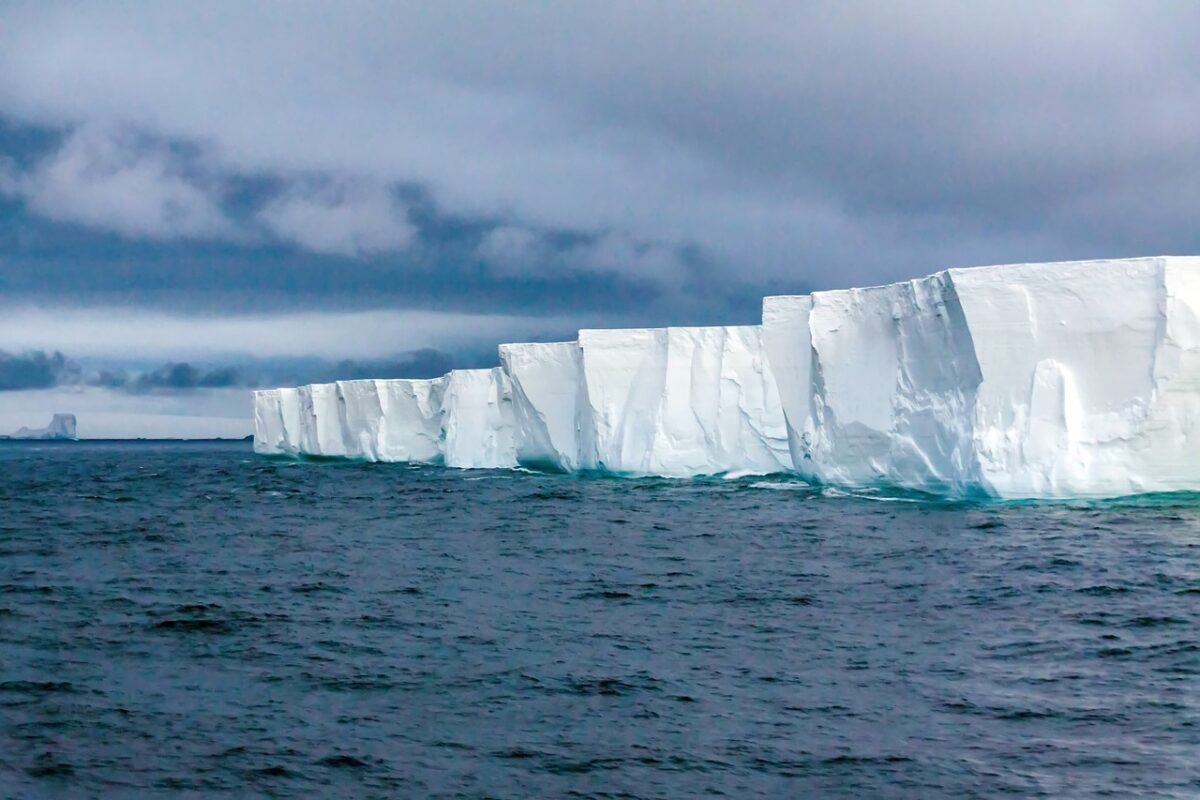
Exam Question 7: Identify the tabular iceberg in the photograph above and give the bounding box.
[254,256,1200,499]
[762,256,1200,498]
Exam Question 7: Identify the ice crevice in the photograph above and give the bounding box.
[254,256,1200,499]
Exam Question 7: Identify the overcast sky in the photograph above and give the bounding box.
[2,1,1199,435]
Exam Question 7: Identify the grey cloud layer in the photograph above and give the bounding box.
[2,348,469,394]
[1,1,1199,296]
[0,350,80,390]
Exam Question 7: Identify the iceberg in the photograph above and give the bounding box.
[1,413,78,441]
[252,389,288,455]
[762,256,1200,498]
[253,256,1200,499]
[326,378,446,462]
[763,273,982,494]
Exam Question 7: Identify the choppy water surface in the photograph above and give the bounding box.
[1,441,1198,798]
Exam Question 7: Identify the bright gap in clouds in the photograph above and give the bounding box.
[0,305,594,438]
[0,306,586,361]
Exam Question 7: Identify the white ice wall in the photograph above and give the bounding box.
[762,256,1200,498]
[500,341,590,472]
[335,378,446,463]
[761,295,814,475]
[375,379,446,463]
[577,326,792,476]
[440,368,517,469]
[253,379,446,462]
[950,256,1200,497]
[806,273,984,494]
[254,256,1200,498]
[253,389,287,455]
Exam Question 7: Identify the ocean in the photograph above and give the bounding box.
[1,440,1197,798]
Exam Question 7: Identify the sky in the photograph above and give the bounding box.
[2,1,1199,437]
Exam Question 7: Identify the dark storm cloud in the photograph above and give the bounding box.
[0,349,79,390]
[1,0,1199,321]
[122,363,245,393]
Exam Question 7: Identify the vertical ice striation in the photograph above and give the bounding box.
[296,382,347,457]
[253,389,286,455]
[440,368,518,469]
[762,295,815,476]
[577,326,792,476]
[764,275,982,493]
[807,274,984,494]
[500,341,590,472]
[253,256,1200,498]
[334,378,446,463]
[375,379,446,463]
[948,256,1200,497]
[254,379,446,461]
[252,387,303,457]
[762,256,1200,498]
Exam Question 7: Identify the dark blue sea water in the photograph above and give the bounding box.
[1,441,1198,798]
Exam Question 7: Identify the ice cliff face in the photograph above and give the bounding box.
[762,256,1200,498]
[255,327,790,478]
[577,326,791,476]
[254,256,1200,499]
[500,342,590,472]
[440,368,517,469]
[253,379,445,463]
[763,273,983,494]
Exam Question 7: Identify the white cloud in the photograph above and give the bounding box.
[570,232,688,283]
[258,180,416,257]
[477,226,544,273]
[478,226,688,283]
[1,124,231,239]
[0,3,1198,288]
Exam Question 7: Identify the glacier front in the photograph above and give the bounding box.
[254,256,1200,500]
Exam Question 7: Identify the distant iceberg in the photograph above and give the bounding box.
[1,413,78,441]
[254,256,1200,499]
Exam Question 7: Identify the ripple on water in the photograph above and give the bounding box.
[1,440,1198,798]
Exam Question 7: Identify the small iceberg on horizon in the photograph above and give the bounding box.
[1,413,78,441]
